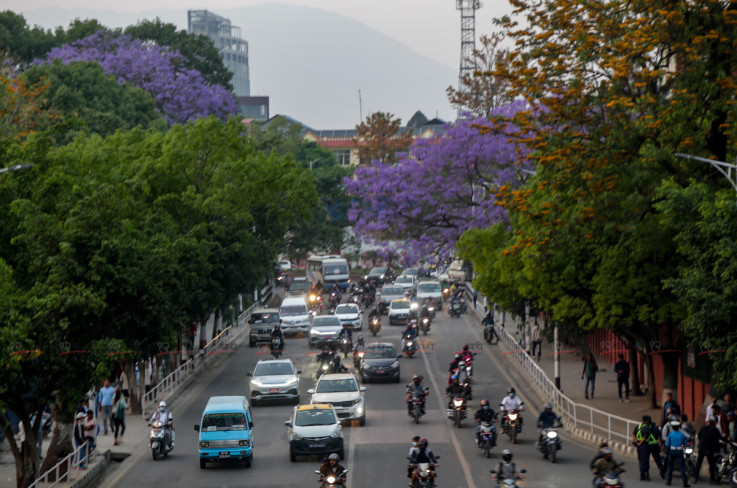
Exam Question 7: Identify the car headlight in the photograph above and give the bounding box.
[293,432,303,440]
[250,379,264,387]
[199,441,209,448]
[239,440,250,447]
[390,361,399,369]
[356,406,363,414]
[285,377,299,386]
[546,430,558,439]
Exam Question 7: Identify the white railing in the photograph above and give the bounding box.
[463,284,639,447]
[28,441,96,488]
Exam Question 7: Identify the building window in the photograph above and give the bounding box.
[334,150,351,166]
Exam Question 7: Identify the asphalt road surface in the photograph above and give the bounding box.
[103,300,659,488]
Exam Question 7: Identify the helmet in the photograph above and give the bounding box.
[501,449,513,462]
[328,453,339,461]
[670,420,681,429]
[451,375,459,381]
[357,335,364,343]
[419,438,428,448]
[159,401,166,408]
[463,344,469,351]
[458,361,466,368]
[480,399,490,407]
[507,387,516,395]
[413,374,420,380]
[601,447,613,455]
[76,412,86,420]
[544,402,552,409]
[454,354,461,359]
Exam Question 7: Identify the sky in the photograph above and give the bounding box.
[6,0,515,128]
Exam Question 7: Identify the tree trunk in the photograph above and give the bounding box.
[124,361,142,415]
[645,350,658,409]
[661,351,680,405]
[211,308,221,340]
[199,318,207,349]
[629,346,643,396]
[40,401,73,482]
[2,411,41,488]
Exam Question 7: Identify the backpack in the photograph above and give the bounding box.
[115,400,125,419]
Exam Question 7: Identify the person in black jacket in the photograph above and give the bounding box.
[695,417,725,484]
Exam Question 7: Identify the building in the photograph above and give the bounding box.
[237,96,269,122]
[187,10,250,97]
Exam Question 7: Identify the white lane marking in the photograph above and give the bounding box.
[346,421,356,488]
[422,348,477,488]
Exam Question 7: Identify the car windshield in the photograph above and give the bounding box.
[402,269,419,276]
[252,312,280,323]
[368,268,387,276]
[201,413,247,431]
[335,305,357,315]
[254,362,295,376]
[290,281,311,292]
[396,277,413,283]
[294,409,336,427]
[281,305,307,316]
[312,317,341,327]
[382,287,404,296]
[364,347,396,359]
[417,283,441,293]
[316,378,358,393]
[324,264,349,275]
[392,301,410,310]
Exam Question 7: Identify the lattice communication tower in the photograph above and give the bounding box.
[455,0,481,107]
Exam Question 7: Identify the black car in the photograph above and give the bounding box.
[358,343,401,383]
[366,267,390,287]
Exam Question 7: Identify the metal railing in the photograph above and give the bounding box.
[28,441,96,488]
[463,284,639,446]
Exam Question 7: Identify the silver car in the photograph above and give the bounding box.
[334,303,362,330]
[378,285,407,315]
[309,315,343,348]
[248,359,301,405]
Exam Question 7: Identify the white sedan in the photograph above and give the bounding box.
[334,303,362,330]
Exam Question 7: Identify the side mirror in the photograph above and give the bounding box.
[520,469,527,474]
[314,470,321,475]
[194,424,200,432]
[397,355,402,359]
[249,421,254,428]
[296,369,302,374]
[284,421,292,427]
[307,389,315,394]
[490,469,498,475]
[247,372,252,377]
[359,386,367,392]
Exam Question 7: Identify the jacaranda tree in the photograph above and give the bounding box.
[43,29,237,124]
[345,101,531,264]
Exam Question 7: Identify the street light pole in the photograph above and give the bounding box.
[0,163,34,175]
[675,153,737,204]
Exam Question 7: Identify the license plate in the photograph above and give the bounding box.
[309,443,325,448]
[376,370,384,374]
[269,388,280,393]
[219,451,231,459]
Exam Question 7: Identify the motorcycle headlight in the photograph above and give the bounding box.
[199,441,209,448]
[411,303,418,310]
[546,430,558,439]
[152,421,163,428]
[443,288,449,293]
[321,364,329,370]
[309,294,317,302]
[685,447,693,455]
[358,351,365,357]
[428,306,435,312]
[326,476,336,483]
[508,413,518,420]
[453,398,464,407]
[407,341,413,346]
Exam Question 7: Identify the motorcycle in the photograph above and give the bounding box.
[716,441,737,484]
[538,426,562,462]
[148,420,173,460]
[408,390,427,424]
[448,395,467,428]
[684,437,696,483]
[420,316,431,335]
[361,290,374,307]
[592,467,625,488]
[353,349,365,369]
[316,350,343,378]
[491,468,526,487]
[502,407,524,444]
[340,336,352,358]
[402,334,417,358]
[271,336,283,359]
[368,315,381,336]
[477,421,497,458]
[449,298,463,318]
[314,469,349,488]
[408,457,439,488]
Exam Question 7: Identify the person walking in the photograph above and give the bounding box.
[664,419,690,487]
[530,321,541,360]
[695,417,724,485]
[73,412,88,469]
[632,414,665,481]
[614,354,631,403]
[582,353,599,399]
[663,392,681,426]
[97,379,115,435]
[112,389,128,445]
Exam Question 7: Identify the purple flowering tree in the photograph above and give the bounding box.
[43,30,237,124]
[345,101,532,264]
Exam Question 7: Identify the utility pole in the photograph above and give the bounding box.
[455,0,481,118]
[676,153,737,204]
[0,163,34,175]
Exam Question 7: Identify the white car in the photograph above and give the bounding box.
[278,260,294,271]
[416,280,443,312]
[388,298,412,326]
[334,303,362,330]
[309,315,343,348]
[285,403,344,461]
[394,275,417,292]
[248,359,301,405]
[308,373,366,426]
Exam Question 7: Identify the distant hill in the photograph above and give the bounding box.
[19,3,457,129]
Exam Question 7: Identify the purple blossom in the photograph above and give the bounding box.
[43,30,237,125]
[345,100,532,264]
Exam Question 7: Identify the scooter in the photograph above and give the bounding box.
[537,426,563,462]
[402,334,417,358]
[148,420,173,460]
[315,469,349,488]
[449,298,463,318]
[491,468,527,487]
[477,421,497,458]
[592,467,625,487]
[420,316,431,335]
[271,336,283,359]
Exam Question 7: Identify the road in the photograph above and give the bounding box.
[104,300,658,488]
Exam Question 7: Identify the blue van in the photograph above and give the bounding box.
[194,396,253,469]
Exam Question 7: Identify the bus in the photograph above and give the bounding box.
[306,255,351,291]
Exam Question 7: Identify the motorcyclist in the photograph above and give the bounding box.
[459,344,475,364]
[407,436,421,478]
[451,361,473,400]
[402,320,419,340]
[409,438,438,487]
[352,335,365,367]
[368,307,380,324]
[493,450,524,486]
[405,375,429,415]
[319,453,347,485]
[448,354,461,374]
[149,400,174,448]
[591,447,622,488]
[475,399,498,446]
[446,375,466,409]
[483,310,499,343]
[536,402,562,447]
[500,388,524,434]
[270,323,285,351]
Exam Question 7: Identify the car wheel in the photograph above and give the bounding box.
[244,454,252,467]
[293,395,300,405]
[289,446,296,462]
[249,340,255,347]
[359,414,366,427]
[200,459,206,469]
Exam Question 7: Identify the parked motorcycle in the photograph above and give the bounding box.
[502,407,524,444]
[314,468,349,488]
[402,334,417,358]
[368,315,381,336]
[491,468,526,487]
[716,441,737,484]
[592,467,625,488]
[271,336,283,359]
[537,426,562,462]
[149,420,173,460]
[420,316,431,335]
[448,395,467,428]
[478,421,497,458]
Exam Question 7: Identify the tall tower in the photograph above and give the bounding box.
[456,0,481,114]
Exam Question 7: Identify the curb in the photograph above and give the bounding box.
[72,450,111,488]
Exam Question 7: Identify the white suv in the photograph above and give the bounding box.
[308,373,366,426]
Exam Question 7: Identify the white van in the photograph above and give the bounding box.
[279,295,311,336]
[306,255,351,291]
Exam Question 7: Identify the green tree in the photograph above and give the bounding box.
[354,111,412,165]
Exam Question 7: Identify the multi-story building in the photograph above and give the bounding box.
[187,10,250,97]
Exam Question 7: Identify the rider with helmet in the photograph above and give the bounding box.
[319,453,347,484]
[409,438,438,487]
[500,387,524,434]
[149,400,174,448]
[536,402,562,446]
[352,335,366,368]
[591,447,622,488]
[494,450,524,486]
[474,399,498,446]
[405,375,429,415]
[459,344,475,364]
[448,353,461,373]
[270,323,284,352]
[446,375,466,408]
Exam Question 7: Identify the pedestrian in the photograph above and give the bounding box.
[695,417,724,485]
[73,412,87,469]
[719,393,735,415]
[473,289,479,309]
[83,410,98,454]
[662,392,681,426]
[582,353,599,400]
[112,389,128,445]
[145,359,152,394]
[75,397,90,415]
[530,321,541,360]
[614,353,631,403]
[97,379,115,435]
[710,405,726,435]
[119,370,129,399]
[189,323,197,350]
[664,419,690,487]
[632,414,664,481]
